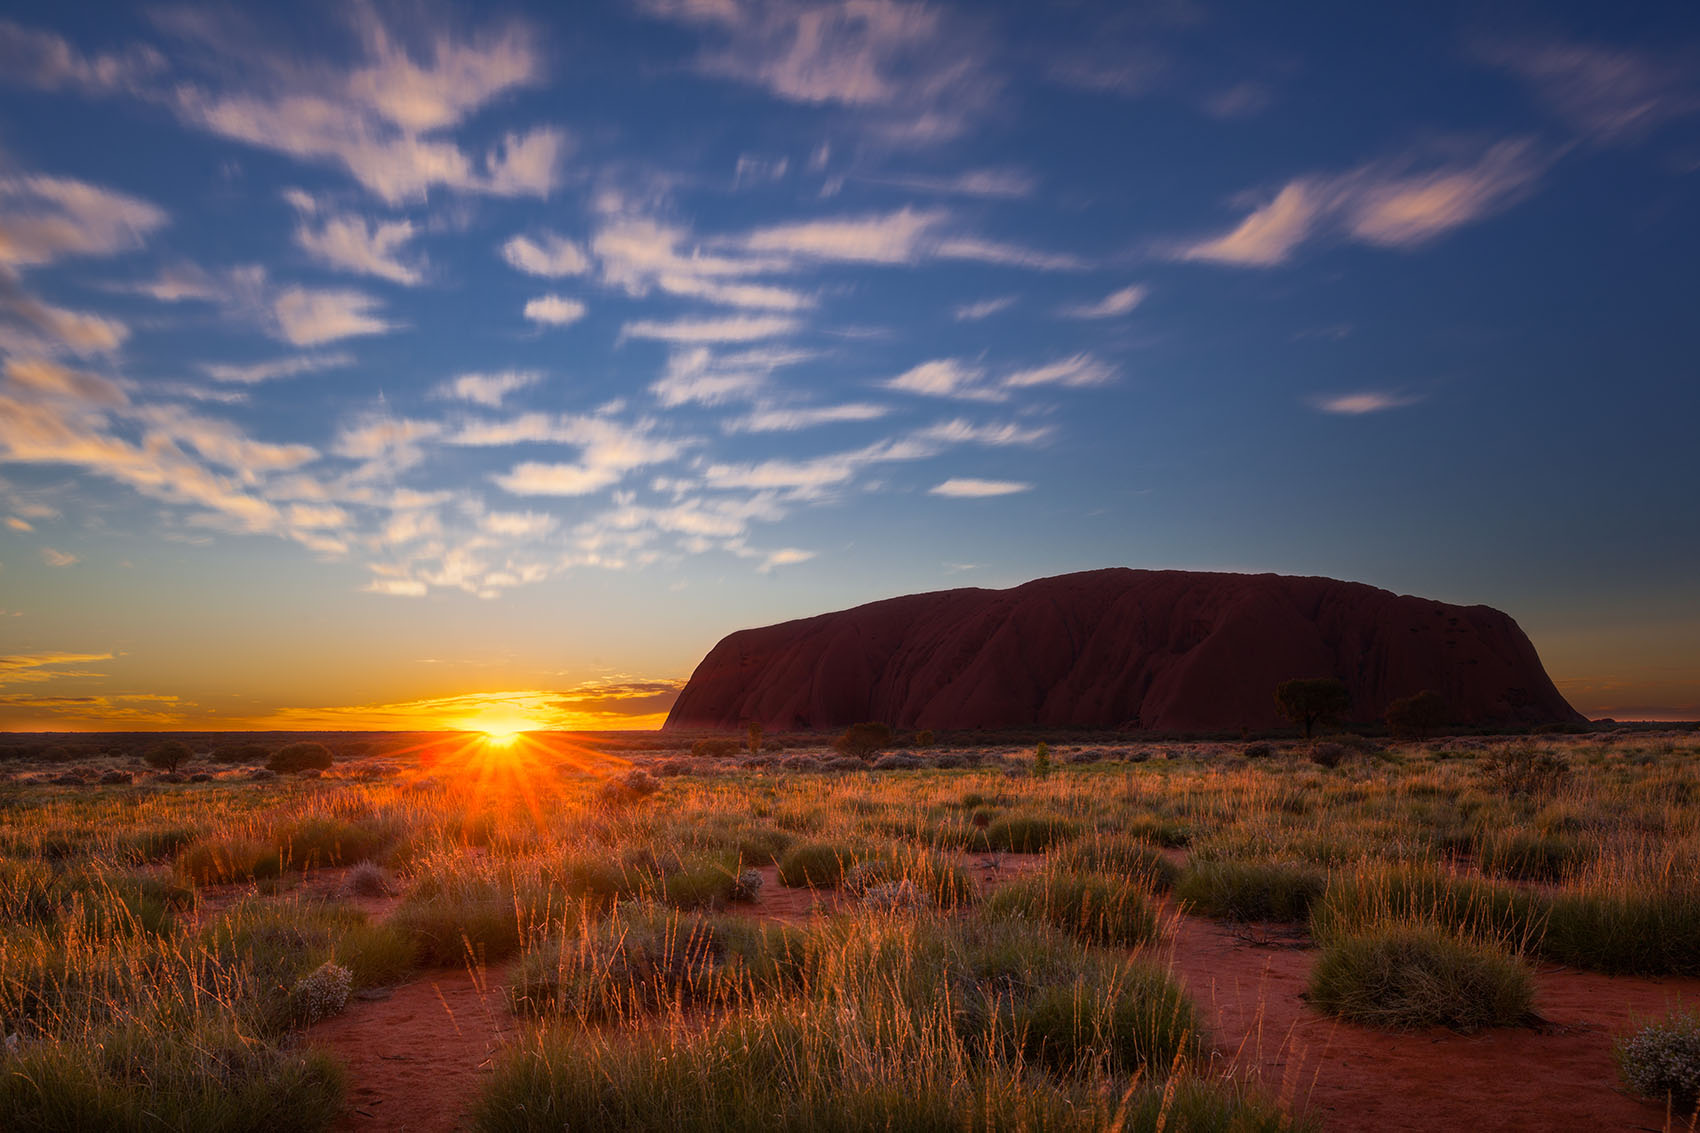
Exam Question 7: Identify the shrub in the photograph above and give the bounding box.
[1481,745,1572,797]
[1275,677,1350,739]
[1123,814,1191,848]
[1476,829,1592,883]
[508,908,728,1020]
[144,739,194,774]
[1309,742,1350,769]
[980,813,1080,853]
[391,890,542,966]
[341,863,395,898]
[1243,741,1275,759]
[871,753,925,771]
[690,738,741,759]
[177,838,284,885]
[1386,690,1447,740]
[1310,866,1544,953]
[212,741,271,764]
[1543,888,1700,976]
[279,817,391,869]
[1175,860,1325,923]
[290,961,352,1024]
[1616,1008,1700,1112]
[776,843,860,888]
[835,722,892,759]
[1307,924,1534,1032]
[915,729,935,747]
[987,870,1162,947]
[268,742,333,774]
[599,768,661,806]
[730,869,763,902]
[663,862,738,910]
[1051,835,1181,891]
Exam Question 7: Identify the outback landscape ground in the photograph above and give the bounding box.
[1,726,1697,1131]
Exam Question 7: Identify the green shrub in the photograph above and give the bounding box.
[1544,888,1700,975]
[1176,859,1325,923]
[1123,814,1192,848]
[1476,829,1592,883]
[1051,835,1181,891]
[1307,924,1534,1031]
[980,813,1080,853]
[176,838,284,886]
[1615,1007,1700,1112]
[987,870,1161,947]
[279,817,392,869]
[993,958,1202,1075]
[1310,866,1544,951]
[776,843,861,888]
[663,862,738,910]
[268,742,333,774]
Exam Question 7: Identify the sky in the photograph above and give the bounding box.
[0,0,1697,732]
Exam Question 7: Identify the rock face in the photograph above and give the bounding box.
[663,569,1582,733]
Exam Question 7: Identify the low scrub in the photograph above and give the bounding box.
[1175,859,1325,923]
[987,869,1162,947]
[1616,1007,1700,1113]
[775,842,862,888]
[1307,924,1534,1032]
[1051,834,1181,891]
[979,813,1080,853]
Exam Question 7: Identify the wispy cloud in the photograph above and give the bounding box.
[40,547,78,567]
[929,477,1031,498]
[286,192,424,285]
[621,314,798,344]
[1311,390,1424,415]
[271,285,394,345]
[501,231,591,277]
[884,359,1003,402]
[639,0,995,143]
[0,175,167,267]
[0,650,113,685]
[1002,354,1115,389]
[201,352,353,385]
[523,295,586,327]
[161,8,565,203]
[1175,139,1549,267]
[861,167,1036,198]
[723,403,889,432]
[1476,38,1700,145]
[954,296,1016,321]
[1061,284,1147,319]
[434,370,542,408]
[0,20,164,94]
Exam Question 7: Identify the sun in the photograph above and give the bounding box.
[480,726,523,747]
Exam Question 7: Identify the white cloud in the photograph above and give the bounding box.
[1061,284,1147,319]
[594,214,813,310]
[0,21,164,93]
[884,358,1002,402]
[271,286,393,345]
[1311,391,1424,415]
[621,314,797,344]
[201,352,353,385]
[40,547,78,567]
[165,10,563,203]
[954,296,1016,321]
[501,231,591,277]
[758,547,814,571]
[929,478,1031,498]
[0,269,129,356]
[291,206,424,285]
[1002,353,1115,390]
[641,0,994,143]
[4,358,128,407]
[724,403,888,432]
[930,236,1086,271]
[434,370,542,407]
[863,167,1036,198]
[121,264,221,303]
[740,206,942,264]
[1176,140,1547,267]
[0,175,168,267]
[365,577,427,597]
[465,414,682,498]
[523,295,586,326]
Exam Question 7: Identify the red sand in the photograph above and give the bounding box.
[305,853,1700,1131]
[307,966,512,1133]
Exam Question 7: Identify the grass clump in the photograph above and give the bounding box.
[1176,859,1325,923]
[1051,834,1181,891]
[979,813,1080,853]
[1306,923,1534,1032]
[1543,888,1700,975]
[1475,828,1593,883]
[987,869,1162,948]
[775,842,861,888]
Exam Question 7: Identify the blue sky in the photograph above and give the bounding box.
[0,0,1696,729]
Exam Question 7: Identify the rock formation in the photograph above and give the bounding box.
[663,569,1581,733]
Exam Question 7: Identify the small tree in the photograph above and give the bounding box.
[747,720,764,755]
[1032,741,1052,779]
[145,739,194,774]
[1386,690,1447,740]
[835,722,892,760]
[268,742,333,774]
[1275,678,1350,739]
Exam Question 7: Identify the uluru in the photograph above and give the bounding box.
[664,569,1583,733]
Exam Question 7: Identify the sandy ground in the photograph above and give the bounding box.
[299,852,1700,1132]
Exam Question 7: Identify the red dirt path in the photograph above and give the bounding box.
[305,851,1700,1131]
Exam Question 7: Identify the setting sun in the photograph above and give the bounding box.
[481,728,521,747]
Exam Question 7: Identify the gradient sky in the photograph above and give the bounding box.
[1,1,1696,731]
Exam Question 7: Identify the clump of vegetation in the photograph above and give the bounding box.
[1050,834,1181,892]
[145,739,195,774]
[289,961,352,1024]
[834,722,893,760]
[1308,923,1534,1031]
[775,842,861,888]
[1481,744,1572,797]
[1386,690,1447,739]
[979,813,1079,853]
[1275,677,1350,739]
[1616,1007,1700,1113]
[268,742,333,774]
[1176,859,1325,922]
[987,868,1162,947]
[690,738,740,759]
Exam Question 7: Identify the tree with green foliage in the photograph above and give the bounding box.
[268,741,333,774]
[144,739,194,773]
[1275,678,1350,739]
[1386,689,1447,740]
